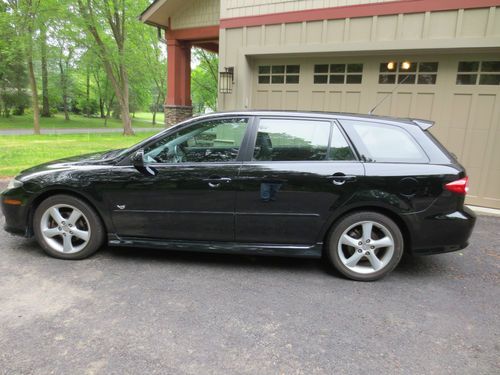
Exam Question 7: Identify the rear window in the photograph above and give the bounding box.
[341,119,428,163]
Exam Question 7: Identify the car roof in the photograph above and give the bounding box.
[191,110,433,129]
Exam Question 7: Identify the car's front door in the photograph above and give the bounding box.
[235,117,364,245]
[105,117,251,241]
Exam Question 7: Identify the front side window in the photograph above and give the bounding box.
[342,120,427,163]
[144,118,248,163]
[253,119,355,162]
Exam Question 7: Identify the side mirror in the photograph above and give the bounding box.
[131,149,145,168]
[131,149,157,176]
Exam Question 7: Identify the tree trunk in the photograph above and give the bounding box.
[59,60,70,121]
[40,26,50,117]
[85,68,90,117]
[152,92,162,126]
[99,98,105,118]
[27,33,40,134]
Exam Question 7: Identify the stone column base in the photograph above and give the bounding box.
[164,105,193,128]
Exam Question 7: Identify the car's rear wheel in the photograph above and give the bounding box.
[327,211,404,281]
[33,195,104,260]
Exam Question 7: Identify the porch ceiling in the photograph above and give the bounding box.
[139,0,186,28]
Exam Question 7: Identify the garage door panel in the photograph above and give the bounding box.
[450,94,473,129]
[413,93,435,119]
[374,91,392,115]
[311,91,326,111]
[446,127,466,158]
[345,91,361,113]
[473,94,496,130]
[269,91,282,109]
[284,91,299,110]
[255,90,269,109]
[394,92,412,117]
[328,91,342,111]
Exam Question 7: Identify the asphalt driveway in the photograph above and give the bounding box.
[0,181,498,374]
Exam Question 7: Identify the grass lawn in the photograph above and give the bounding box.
[0,132,156,177]
[0,112,165,130]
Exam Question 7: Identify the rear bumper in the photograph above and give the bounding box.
[408,206,476,255]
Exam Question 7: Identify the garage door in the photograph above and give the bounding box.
[251,53,500,208]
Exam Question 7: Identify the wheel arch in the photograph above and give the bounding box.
[27,188,109,237]
[321,205,412,254]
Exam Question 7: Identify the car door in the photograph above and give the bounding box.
[235,117,364,245]
[105,116,252,242]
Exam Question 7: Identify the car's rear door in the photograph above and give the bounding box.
[234,116,364,245]
[106,116,252,242]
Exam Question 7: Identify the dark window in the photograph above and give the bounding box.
[258,65,300,84]
[253,119,334,161]
[342,120,427,163]
[314,63,363,84]
[144,118,248,164]
[456,61,500,85]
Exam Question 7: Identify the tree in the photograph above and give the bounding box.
[6,0,42,134]
[77,0,134,135]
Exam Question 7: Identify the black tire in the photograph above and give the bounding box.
[33,194,105,260]
[326,211,404,281]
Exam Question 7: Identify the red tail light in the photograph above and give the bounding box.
[445,177,469,195]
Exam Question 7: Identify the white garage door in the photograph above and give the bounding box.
[251,53,500,208]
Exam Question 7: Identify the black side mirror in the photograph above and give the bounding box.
[131,149,157,176]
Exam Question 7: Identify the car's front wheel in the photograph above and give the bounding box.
[33,195,104,260]
[327,211,404,281]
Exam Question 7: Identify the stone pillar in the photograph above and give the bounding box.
[164,105,193,127]
[165,38,192,127]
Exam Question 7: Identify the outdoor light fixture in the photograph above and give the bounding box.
[387,61,395,70]
[219,67,234,94]
[401,61,411,70]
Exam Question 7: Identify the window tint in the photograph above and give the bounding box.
[253,119,354,161]
[342,120,427,163]
[144,118,248,163]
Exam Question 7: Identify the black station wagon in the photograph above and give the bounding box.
[1,111,476,281]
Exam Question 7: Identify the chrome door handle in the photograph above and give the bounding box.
[203,177,232,188]
[330,174,356,186]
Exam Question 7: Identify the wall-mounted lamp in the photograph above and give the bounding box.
[219,67,234,94]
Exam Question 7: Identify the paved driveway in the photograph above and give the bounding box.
[0,181,499,374]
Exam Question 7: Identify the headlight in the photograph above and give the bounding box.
[7,178,23,190]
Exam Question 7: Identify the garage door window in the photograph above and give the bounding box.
[456,61,500,85]
[341,120,428,163]
[314,64,363,84]
[253,119,355,161]
[379,62,438,85]
[258,65,300,84]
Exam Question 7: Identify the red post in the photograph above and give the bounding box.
[166,39,191,107]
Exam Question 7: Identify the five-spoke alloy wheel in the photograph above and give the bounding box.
[34,195,104,259]
[327,211,404,281]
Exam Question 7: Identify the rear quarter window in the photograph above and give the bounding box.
[340,119,428,163]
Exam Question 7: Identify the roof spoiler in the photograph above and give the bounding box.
[411,119,434,130]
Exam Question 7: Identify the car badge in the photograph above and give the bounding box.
[117,205,126,210]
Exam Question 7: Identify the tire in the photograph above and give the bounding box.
[33,194,105,260]
[326,211,404,281]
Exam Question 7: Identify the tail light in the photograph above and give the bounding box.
[444,177,469,195]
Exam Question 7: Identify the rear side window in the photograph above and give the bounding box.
[253,119,355,161]
[341,120,427,163]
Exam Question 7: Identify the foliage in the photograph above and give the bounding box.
[191,49,219,114]
[0,131,156,176]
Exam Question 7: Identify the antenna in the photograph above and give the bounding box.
[369,62,412,115]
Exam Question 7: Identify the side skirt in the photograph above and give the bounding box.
[107,234,323,258]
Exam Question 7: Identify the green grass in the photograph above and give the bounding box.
[0,132,157,177]
[0,113,164,130]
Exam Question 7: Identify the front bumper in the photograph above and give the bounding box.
[1,189,31,237]
[408,206,476,255]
